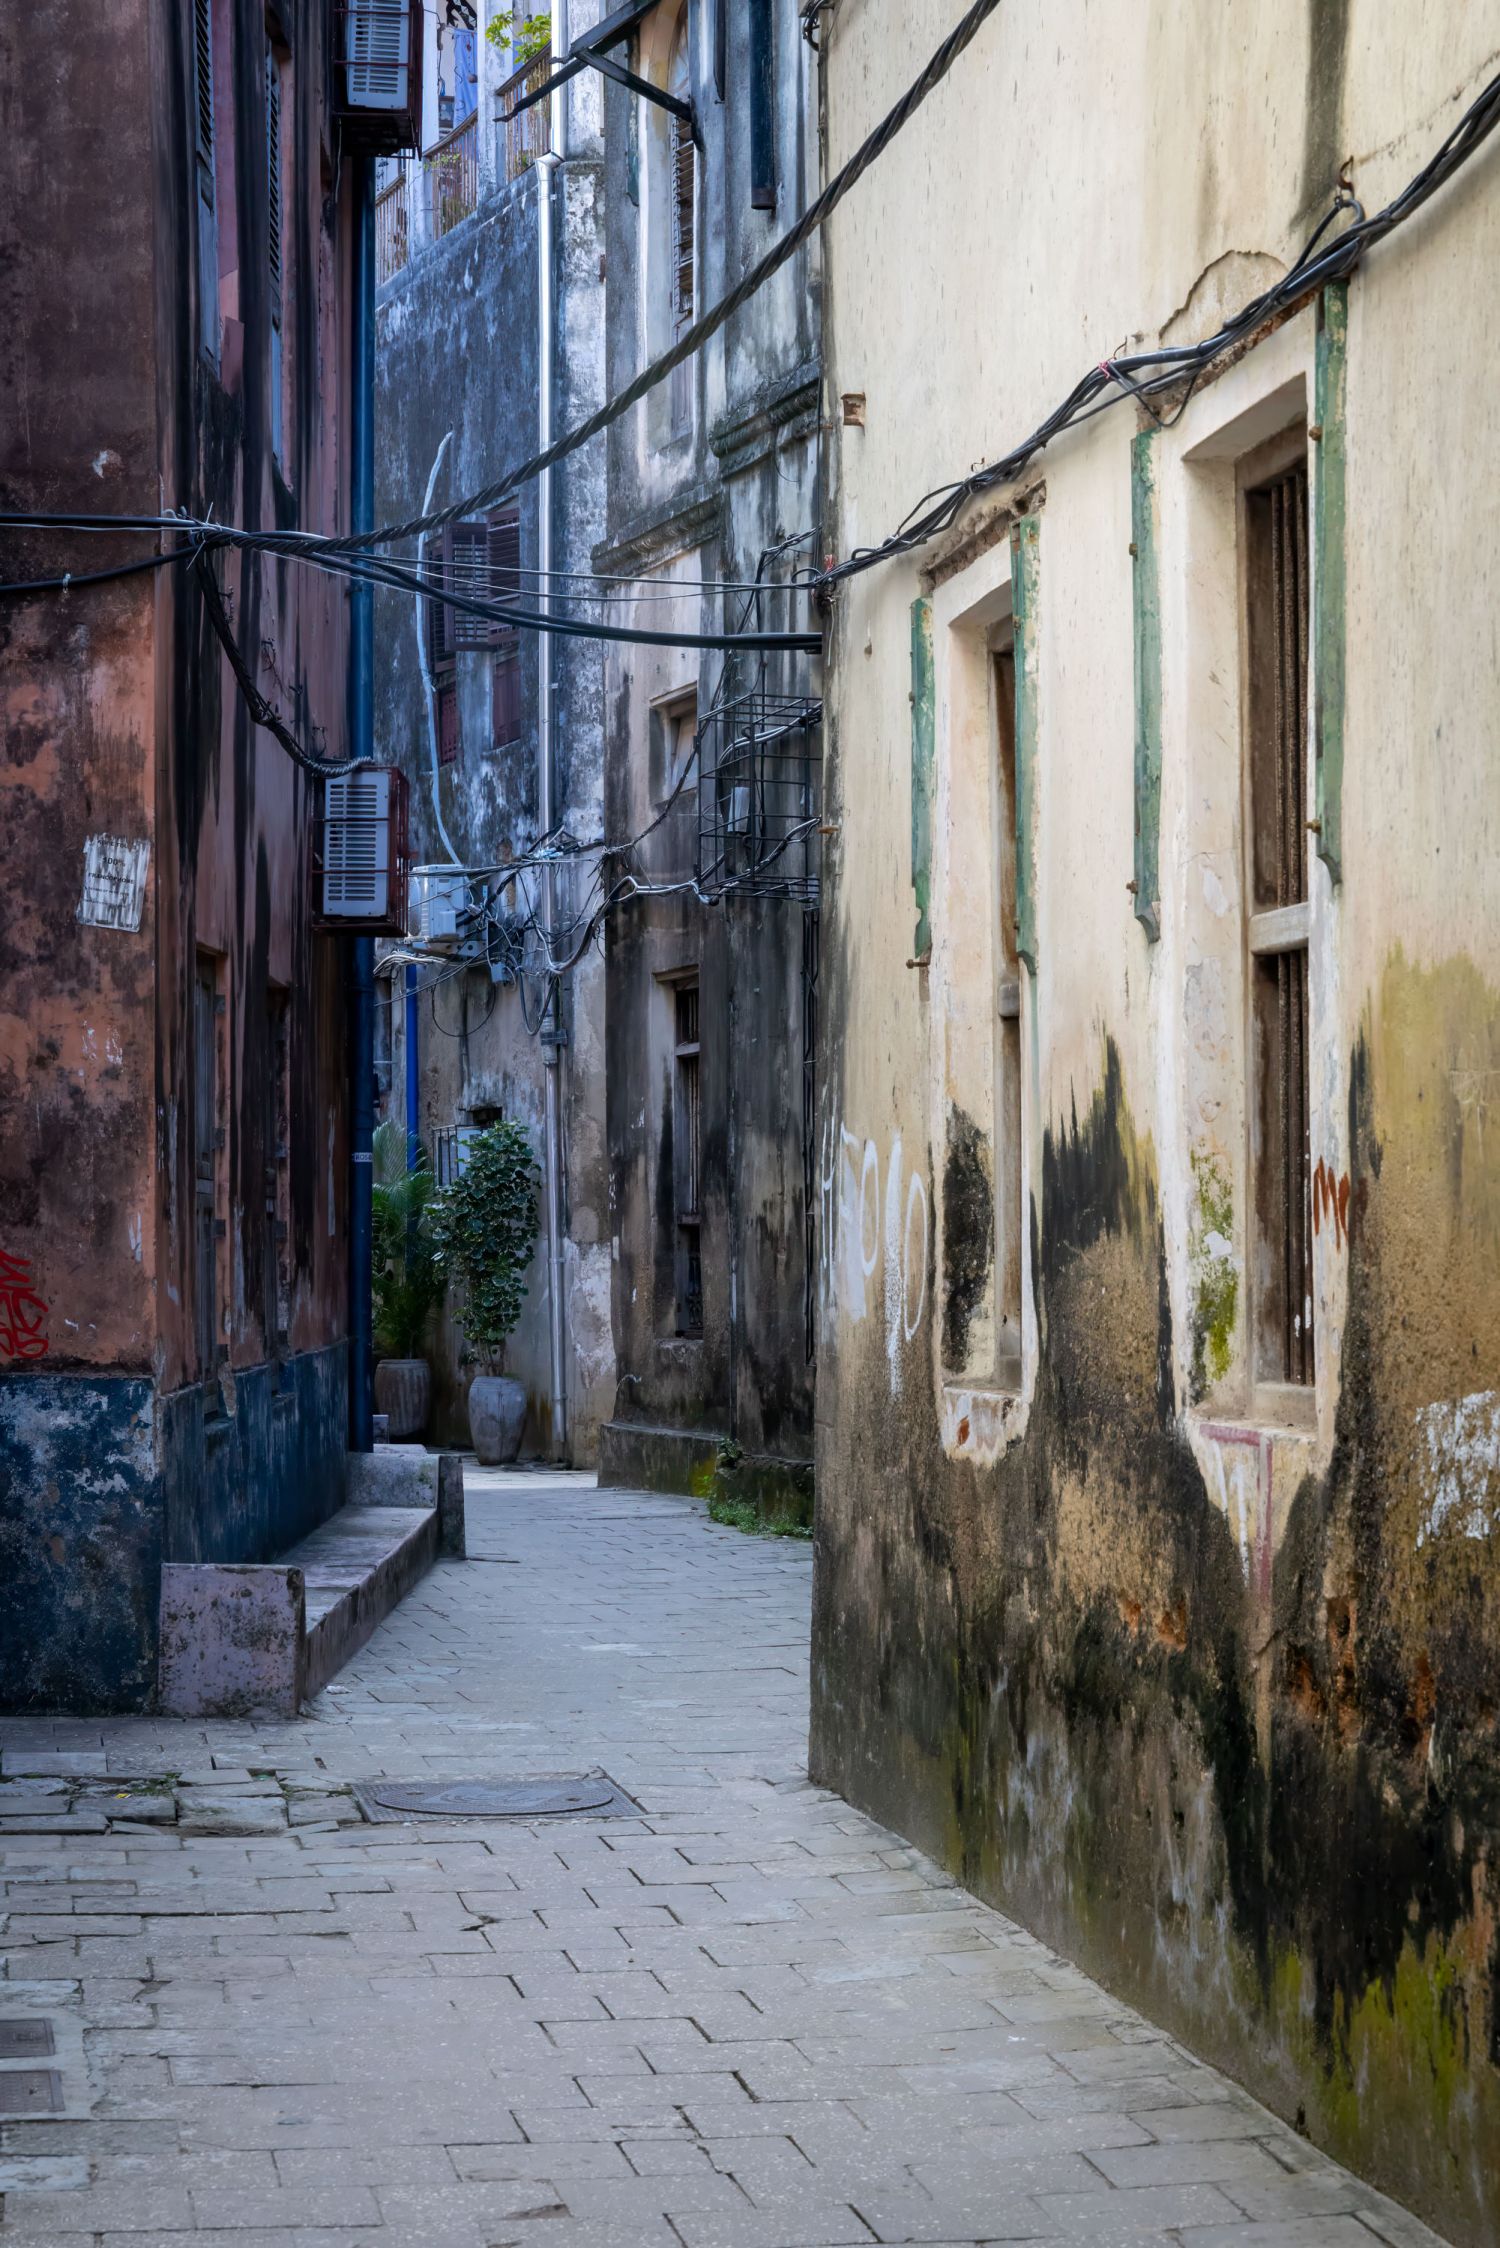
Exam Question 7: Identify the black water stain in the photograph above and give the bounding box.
[941,1105,994,1369]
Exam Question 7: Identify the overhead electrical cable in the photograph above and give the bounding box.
[254,0,1008,558]
[821,60,1500,585]
[193,548,373,779]
[297,544,822,652]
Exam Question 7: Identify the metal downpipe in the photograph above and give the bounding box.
[348,154,377,1453]
[537,88,568,1460]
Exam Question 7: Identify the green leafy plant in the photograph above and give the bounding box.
[486,11,551,66]
[371,1119,442,1359]
[705,1439,814,1540]
[428,1121,540,1370]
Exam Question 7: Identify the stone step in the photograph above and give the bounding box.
[157,1451,465,1719]
[300,1504,439,1698]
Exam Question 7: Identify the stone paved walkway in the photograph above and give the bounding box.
[0,1470,1445,2247]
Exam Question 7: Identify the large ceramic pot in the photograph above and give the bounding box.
[373,1357,430,1441]
[468,1373,526,1465]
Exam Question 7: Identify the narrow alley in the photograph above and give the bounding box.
[0,1474,1441,2248]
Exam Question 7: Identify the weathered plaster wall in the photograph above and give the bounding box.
[0,0,355,1707]
[374,135,613,1457]
[813,5,1500,2238]
[595,0,820,1498]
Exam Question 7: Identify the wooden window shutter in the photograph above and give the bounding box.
[489,509,521,605]
[437,683,460,767]
[450,522,493,651]
[492,651,522,749]
[265,45,283,328]
[194,0,215,188]
[428,526,457,668]
[672,116,695,328]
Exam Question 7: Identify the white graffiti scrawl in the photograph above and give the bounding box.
[820,1110,929,1390]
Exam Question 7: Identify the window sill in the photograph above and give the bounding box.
[1231,1382,1318,1438]
[939,1379,1027,1464]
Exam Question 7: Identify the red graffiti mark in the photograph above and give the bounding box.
[0,1250,50,1360]
[1311,1160,1352,1249]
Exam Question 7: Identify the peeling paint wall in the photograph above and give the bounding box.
[0,0,357,1707]
[813,6,1500,2238]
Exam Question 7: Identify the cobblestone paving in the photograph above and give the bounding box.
[0,1471,1445,2247]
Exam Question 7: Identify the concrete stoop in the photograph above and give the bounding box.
[157,1449,465,1719]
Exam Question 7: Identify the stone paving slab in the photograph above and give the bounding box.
[0,1469,1450,2247]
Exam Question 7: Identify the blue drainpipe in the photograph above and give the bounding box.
[348,154,376,1454]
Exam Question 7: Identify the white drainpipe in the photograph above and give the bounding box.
[536,24,567,1458]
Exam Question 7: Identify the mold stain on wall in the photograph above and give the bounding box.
[814,988,1500,2244]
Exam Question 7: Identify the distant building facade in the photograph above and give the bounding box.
[812,8,1500,2240]
[593,0,822,1516]
[373,0,613,1458]
[0,0,390,1706]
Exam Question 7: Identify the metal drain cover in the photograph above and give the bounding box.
[352,1773,638,1824]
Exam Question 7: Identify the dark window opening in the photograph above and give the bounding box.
[993,643,1022,1386]
[265,989,290,1356]
[1245,451,1313,1387]
[673,980,702,1336]
[194,954,221,1378]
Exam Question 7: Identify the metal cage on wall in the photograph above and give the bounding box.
[695,689,823,904]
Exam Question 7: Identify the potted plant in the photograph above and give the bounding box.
[371,1118,442,1440]
[428,1120,540,1464]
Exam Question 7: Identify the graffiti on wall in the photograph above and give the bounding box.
[1311,1157,1351,1247]
[819,1115,929,1390]
[0,1251,50,1361]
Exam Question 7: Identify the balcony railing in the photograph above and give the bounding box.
[427,111,479,240]
[375,167,412,285]
[501,48,552,183]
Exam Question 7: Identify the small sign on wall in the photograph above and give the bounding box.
[77,836,150,932]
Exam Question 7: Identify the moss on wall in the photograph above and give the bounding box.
[814,970,1500,2243]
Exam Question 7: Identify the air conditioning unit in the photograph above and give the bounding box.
[335,0,423,153]
[313,766,410,935]
[413,864,471,949]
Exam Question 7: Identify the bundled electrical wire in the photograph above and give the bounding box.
[821,61,1500,586]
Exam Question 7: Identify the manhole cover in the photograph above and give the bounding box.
[352,1773,638,1824]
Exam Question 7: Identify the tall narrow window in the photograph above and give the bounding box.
[673,981,702,1336]
[448,521,493,650]
[748,0,775,210]
[194,0,219,362]
[264,989,290,1355]
[194,955,221,1377]
[667,17,695,430]
[265,38,286,462]
[993,644,1022,1387]
[1244,450,1313,1387]
[437,683,460,767]
[489,509,523,750]
[428,524,462,763]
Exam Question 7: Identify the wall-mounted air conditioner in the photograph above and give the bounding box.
[312,766,411,935]
[335,0,423,154]
[413,865,471,950]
